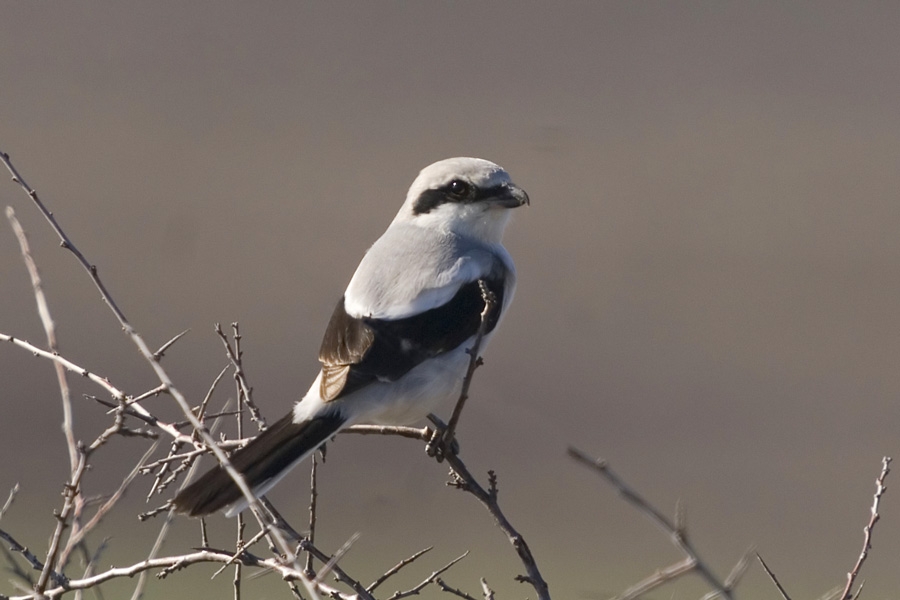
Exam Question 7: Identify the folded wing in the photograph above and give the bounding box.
[318,265,508,401]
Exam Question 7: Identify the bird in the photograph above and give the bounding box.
[172,157,528,517]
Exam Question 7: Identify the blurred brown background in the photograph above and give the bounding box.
[2,3,900,598]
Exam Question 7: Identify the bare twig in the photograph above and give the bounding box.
[87,397,129,451]
[289,414,548,600]
[0,334,123,395]
[313,532,360,587]
[258,497,304,543]
[134,411,236,599]
[130,509,175,600]
[441,280,496,450]
[121,384,168,409]
[1,153,130,341]
[4,548,324,600]
[611,557,695,600]
[480,578,494,600]
[153,329,190,361]
[705,546,755,600]
[299,537,374,600]
[6,207,78,473]
[215,323,265,430]
[0,334,192,444]
[71,538,107,600]
[263,500,373,600]
[757,553,793,600]
[386,551,469,600]
[305,454,319,577]
[233,557,242,600]
[443,456,549,599]
[0,528,62,586]
[59,442,159,572]
[434,577,479,600]
[367,546,434,593]
[837,457,891,600]
[343,424,432,441]
[343,412,548,594]
[196,522,210,560]
[1,151,302,577]
[141,444,240,473]
[568,447,732,600]
[0,484,18,523]
[35,450,87,594]
[196,364,232,422]
[755,459,893,600]
[1,541,37,591]
[233,368,247,600]
[211,526,271,580]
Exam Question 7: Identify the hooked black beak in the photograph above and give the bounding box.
[493,183,530,208]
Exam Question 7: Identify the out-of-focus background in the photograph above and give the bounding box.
[2,3,900,598]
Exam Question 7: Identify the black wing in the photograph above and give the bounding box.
[317,269,507,401]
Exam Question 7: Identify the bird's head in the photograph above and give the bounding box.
[394,157,529,244]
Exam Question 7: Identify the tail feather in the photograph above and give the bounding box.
[172,411,345,517]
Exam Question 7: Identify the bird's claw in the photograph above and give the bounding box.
[425,416,460,461]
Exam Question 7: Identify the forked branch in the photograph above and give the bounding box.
[568,447,749,600]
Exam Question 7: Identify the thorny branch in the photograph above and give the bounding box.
[232,330,248,600]
[366,546,433,593]
[254,497,373,600]
[754,457,893,600]
[434,577,480,600]
[568,447,750,600]
[443,453,550,600]
[385,552,469,600]
[0,527,63,587]
[153,329,190,361]
[838,457,892,600]
[215,323,266,430]
[0,332,192,444]
[1,151,302,574]
[756,553,793,600]
[342,425,551,598]
[441,280,496,450]
[35,451,86,594]
[3,548,312,600]
[304,454,319,577]
[1,151,324,600]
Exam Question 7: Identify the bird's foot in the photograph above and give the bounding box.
[425,414,460,462]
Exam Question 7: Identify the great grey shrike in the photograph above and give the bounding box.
[172,157,528,517]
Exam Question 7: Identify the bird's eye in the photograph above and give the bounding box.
[447,179,471,198]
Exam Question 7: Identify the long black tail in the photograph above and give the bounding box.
[172,411,345,517]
